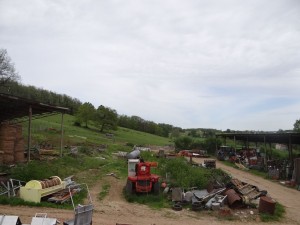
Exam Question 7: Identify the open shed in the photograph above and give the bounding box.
[216,132,300,162]
[0,93,70,163]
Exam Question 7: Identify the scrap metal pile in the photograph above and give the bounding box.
[0,183,93,225]
[0,173,82,205]
[168,177,276,216]
[216,146,300,184]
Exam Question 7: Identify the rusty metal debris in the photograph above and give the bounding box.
[224,188,242,208]
[258,196,276,215]
[203,159,216,169]
[48,184,81,204]
[230,178,267,204]
[167,175,273,217]
[0,177,25,197]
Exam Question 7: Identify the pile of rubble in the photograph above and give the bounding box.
[167,177,276,217]
[0,173,82,205]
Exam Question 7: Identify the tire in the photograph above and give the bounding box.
[126,180,133,194]
[172,203,182,211]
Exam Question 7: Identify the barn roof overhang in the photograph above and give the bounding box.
[0,93,70,123]
[216,132,300,145]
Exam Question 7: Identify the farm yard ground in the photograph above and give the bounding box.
[1,158,300,225]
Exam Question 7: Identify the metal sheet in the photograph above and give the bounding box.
[31,217,57,225]
[172,187,183,202]
[192,189,209,200]
[0,215,21,225]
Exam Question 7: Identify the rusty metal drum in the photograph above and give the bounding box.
[259,196,276,215]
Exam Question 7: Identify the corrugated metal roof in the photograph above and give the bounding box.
[217,132,300,145]
[0,93,69,123]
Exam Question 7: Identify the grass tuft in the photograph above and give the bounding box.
[99,183,111,201]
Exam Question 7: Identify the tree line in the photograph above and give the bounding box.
[75,102,178,136]
[0,48,180,136]
[0,80,176,136]
[1,48,299,137]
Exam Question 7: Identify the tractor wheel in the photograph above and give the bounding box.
[153,182,160,195]
[126,180,133,194]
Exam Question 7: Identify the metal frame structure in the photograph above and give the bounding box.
[0,93,70,160]
[64,183,93,225]
[216,132,300,163]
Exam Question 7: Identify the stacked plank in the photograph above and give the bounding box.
[0,124,25,164]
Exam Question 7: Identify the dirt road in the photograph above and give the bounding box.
[1,159,299,225]
[214,159,300,225]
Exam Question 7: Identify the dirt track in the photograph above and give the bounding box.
[1,159,300,225]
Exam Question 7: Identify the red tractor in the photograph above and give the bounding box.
[126,161,160,195]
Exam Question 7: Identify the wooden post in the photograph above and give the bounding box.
[27,105,32,163]
[234,135,236,154]
[289,135,292,163]
[60,113,64,157]
[264,136,266,167]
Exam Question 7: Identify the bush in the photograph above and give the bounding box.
[78,145,94,156]
[174,136,193,151]
[159,158,227,189]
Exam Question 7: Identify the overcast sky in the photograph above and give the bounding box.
[1,0,300,131]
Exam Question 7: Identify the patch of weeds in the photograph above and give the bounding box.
[99,183,111,201]
[0,196,73,209]
[78,146,94,156]
[260,202,285,222]
[100,159,128,178]
[123,188,167,209]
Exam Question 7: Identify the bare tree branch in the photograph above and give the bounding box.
[0,48,20,86]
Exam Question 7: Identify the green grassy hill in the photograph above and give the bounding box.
[0,114,173,204]
[22,114,172,148]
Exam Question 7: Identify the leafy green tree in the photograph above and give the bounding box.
[204,137,222,155]
[191,139,204,149]
[174,136,193,151]
[202,129,216,138]
[158,123,173,137]
[171,128,182,139]
[0,49,20,86]
[75,102,95,127]
[294,119,300,132]
[95,105,118,132]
